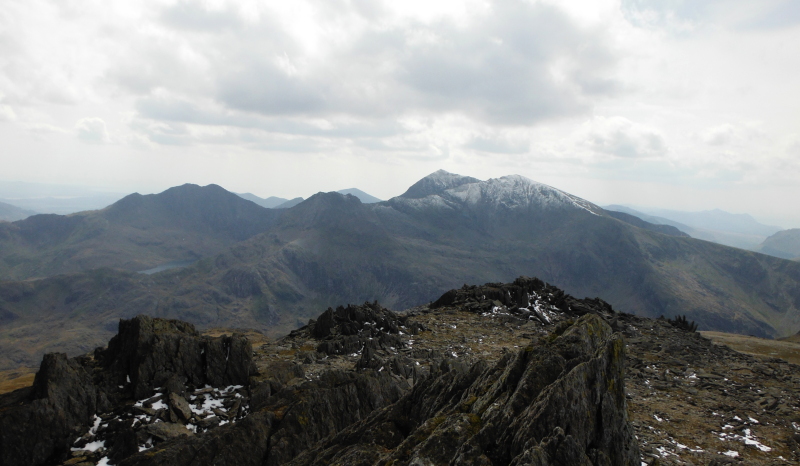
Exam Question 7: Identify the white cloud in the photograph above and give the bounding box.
[579,116,667,159]
[1,0,800,227]
[0,105,16,122]
[75,117,111,144]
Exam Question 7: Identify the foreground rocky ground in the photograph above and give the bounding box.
[1,276,799,465]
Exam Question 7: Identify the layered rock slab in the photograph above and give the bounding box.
[289,314,640,465]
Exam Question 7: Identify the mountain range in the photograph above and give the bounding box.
[236,188,381,210]
[1,170,799,370]
[0,201,36,222]
[604,204,783,250]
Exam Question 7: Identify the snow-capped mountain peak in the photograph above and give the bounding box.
[400,170,480,199]
[449,174,602,214]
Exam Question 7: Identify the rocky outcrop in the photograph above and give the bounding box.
[97,315,255,399]
[305,302,425,356]
[0,353,97,465]
[0,315,255,466]
[0,280,642,466]
[288,314,640,465]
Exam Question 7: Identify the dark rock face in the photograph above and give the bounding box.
[288,314,639,465]
[97,315,255,399]
[118,370,406,466]
[0,315,255,466]
[307,302,424,357]
[0,353,97,465]
[432,276,568,312]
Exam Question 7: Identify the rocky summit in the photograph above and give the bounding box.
[1,277,799,465]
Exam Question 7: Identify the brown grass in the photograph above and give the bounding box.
[0,367,37,395]
[701,331,800,365]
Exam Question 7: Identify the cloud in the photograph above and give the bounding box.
[108,0,620,130]
[581,116,667,159]
[699,122,765,147]
[466,135,530,154]
[75,117,111,144]
[621,0,800,31]
[160,1,244,31]
[0,105,16,122]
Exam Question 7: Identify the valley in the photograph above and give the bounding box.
[1,171,799,373]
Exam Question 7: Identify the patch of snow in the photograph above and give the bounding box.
[73,440,105,452]
[89,415,101,435]
[723,450,739,457]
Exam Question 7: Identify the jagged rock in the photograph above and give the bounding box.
[119,413,272,466]
[117,370,406,466]
[432,276,564,311]
[97,315,255,399]
[0,315,256,466]
[287,314,640,465]
[310,302,403,338]
[168,393,193,422]
[0,353,97,466]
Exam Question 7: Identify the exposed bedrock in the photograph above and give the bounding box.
[0,315,254,466]
[288,314,640,466]
[97,315,254,399]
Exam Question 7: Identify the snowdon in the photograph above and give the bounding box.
[1,170,799,373]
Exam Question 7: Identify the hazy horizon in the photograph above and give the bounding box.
[1,173,797,230]
[2,1,799,228]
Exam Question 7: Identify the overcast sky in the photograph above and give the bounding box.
[1,0,799,227]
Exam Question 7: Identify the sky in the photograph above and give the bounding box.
[1,0,799,227]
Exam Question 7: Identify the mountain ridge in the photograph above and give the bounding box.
[1,171,799,371]
[0,183,282,280]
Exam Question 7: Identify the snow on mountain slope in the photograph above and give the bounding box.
[400,170,480,199]
[394,171,602,215]
[449,175,602,214]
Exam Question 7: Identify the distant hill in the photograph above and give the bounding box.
[336,188,382,203]
[236,193,291,209]
[604,210,689,237]
[604,205,781,250]
[0,201,36,222]
[275,197,304,209]
[2,171,800,370]
[644,207,782,237]
[0,184,281,280]
[758,229,800,261]
[0,181,126,215]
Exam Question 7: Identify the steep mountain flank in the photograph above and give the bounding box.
[1,171,800,372]
[0,184,281,280]
[758,228,800,261]
[604,209,689,237]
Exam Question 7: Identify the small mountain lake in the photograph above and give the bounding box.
[138,260,197,275]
